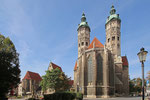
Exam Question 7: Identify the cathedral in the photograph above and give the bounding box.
[74,5,129,98]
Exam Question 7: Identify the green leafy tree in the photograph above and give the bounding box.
[129,77,146,94]
[40,68,71,93]
[0,34,21,98]
[129,79,135,93]
[147,71,150,80]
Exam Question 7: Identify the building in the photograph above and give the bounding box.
[46,62,74,93]
[17,82,24,96]
[48,62,62,72]
[45,62,63,94]
[22,71,42,96]
[74,5,129,98]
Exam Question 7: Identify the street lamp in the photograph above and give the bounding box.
[137,47,148,100]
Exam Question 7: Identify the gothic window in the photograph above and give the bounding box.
[117,44,120,48]
[118,37,119,41]
[26,80,30,92]
[108,38,110,42]
[112,36,115,41]
[108,53,114,87]
[96,54,103,85]
[87,55,93,84]
[112,44,115,49]
[82,42,84,46]
[86,42,88,46]
[79,43,80,47]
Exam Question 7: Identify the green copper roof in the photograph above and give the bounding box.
[106,5,121,24]
[77,12,90,31]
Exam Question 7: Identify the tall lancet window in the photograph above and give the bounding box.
[87,55,93,84]
[97,54,103,85]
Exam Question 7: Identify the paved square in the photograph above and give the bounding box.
[84,97,142,100]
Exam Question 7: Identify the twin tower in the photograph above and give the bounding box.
[74,5,129,98]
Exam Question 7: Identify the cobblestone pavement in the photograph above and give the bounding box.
[8,99,25,100]
[84,97,145,100]
[8,97,150,100]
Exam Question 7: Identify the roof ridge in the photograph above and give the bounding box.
[74,61,77,71]
[27,71,39,74]
[50,62,63,72]
[23,71,42,81]
[88,37,104,49]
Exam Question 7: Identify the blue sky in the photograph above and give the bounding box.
[0,0,150,80]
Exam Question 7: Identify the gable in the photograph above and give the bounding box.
[88,37,104,49]
[74,61,77,71]
[122,56,128,67]
[49,62,62,72]
[23,71,42,81]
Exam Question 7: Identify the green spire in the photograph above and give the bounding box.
[77,12,90,31]
[110,5,116,15]
[106,5,120,24]
[81,12,86,22]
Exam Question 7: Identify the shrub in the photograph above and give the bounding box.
[0,97,8,100]
[28,98,36,100]
[44,92,83,100]
[17,95,22,98]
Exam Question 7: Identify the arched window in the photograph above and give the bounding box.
[96,54,103,85]
[82,42,84,46]
[117,44,120,48]
[118,37,120,41]
[112,36,115,41]
[108,38,110,42]
[88,55,93,84]
[86,42,88,46]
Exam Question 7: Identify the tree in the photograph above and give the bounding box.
[129,79,135,93]
[0,34,21,98]
[147,71,150,80]
[40,68,71,93]
[129,77,146,94]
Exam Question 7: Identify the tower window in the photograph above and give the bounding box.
[117,44,120,48]
[112,36,115,41]
[86,42,88,46]
[118,37,119,41]
[108,38,110,42]
[79,43,80,47]
[82,42,84,46]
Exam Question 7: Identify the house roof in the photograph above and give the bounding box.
[74,61,77,71]
[23,71,42,81]
[69,80,74,86]
[88,37,104,49]
[51,62,62,72]
[122,56,128,67]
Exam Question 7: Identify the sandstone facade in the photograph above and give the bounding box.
[74,5,129,98]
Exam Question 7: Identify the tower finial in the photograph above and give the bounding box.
[81,12,86,22]
[111,4,114,9]
[110,5,116,15]
[77,12,90,31]
[82,11,85,16]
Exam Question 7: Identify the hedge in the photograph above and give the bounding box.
[44,92,83,100]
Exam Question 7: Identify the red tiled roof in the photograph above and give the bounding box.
[23,71,42,81]
[122,56,128,66]
[51,62,62,72]
[69,80,74,86]
[88,37,104,49]
[74,61,77,71]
